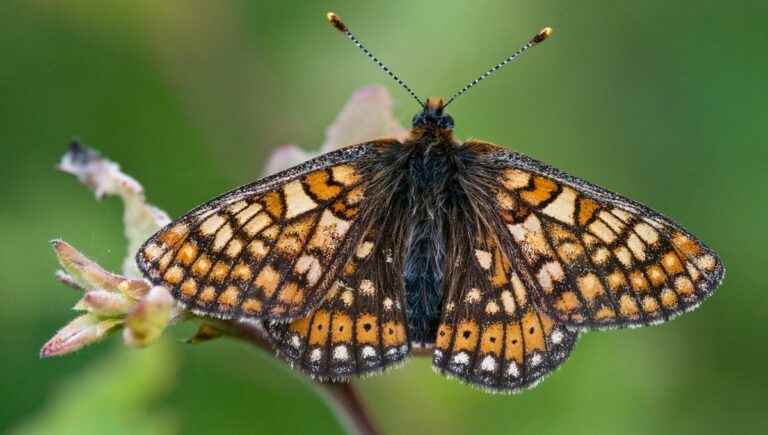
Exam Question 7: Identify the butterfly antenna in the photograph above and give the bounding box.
[443,27,553,108]
[326,12,425,108]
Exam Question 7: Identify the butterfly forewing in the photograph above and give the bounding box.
[266,218,411,380]
[479,142,724,328]
[136,143,379,321]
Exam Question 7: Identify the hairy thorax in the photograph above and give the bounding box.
[363,133,497,347]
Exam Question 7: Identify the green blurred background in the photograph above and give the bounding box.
[2,1,767,434]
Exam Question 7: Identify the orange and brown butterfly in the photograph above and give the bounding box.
[136,13,723,392]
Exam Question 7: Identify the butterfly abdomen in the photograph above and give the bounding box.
[403,147,454,346]
[404,213,445,346]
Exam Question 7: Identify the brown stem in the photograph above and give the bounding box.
[315,382,380,435]
[217,319,382,435]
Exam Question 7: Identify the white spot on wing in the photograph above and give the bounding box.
[283,180,317,219]
[589,219,616,244]
[200,214,225,236]
[333,345,349,361]
[295,255,323,286]
[475,250,492,270]
[480,355,497,372]
[452,352,470,366]
[212,223,233,251]
[635,222,660,245]
[359,279,376,296]
[531,353,543,367]
[542,187,577,224]
[340,290,354,306]
[551,329,563,344]
[500,291,516,314]
[356,241,374,258]
[290,335,301,349]
[627,233,647,261]
[506,362,520,377]
[235,203,263,226]
[465,288,482,304]
[242,212,271,236]
[599,211,625,233]
[612,208,632,223]
[361,346,377,359]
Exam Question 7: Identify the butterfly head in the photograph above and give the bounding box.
[412,98,454,131]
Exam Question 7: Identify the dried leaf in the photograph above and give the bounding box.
[58,140,171,278]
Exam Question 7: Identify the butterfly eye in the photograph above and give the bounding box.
[411,113,425,128]
[438,115,454,129]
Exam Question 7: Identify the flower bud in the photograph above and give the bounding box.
[123,286,174,348]
[40,314,122,358]
[75,290,135,316]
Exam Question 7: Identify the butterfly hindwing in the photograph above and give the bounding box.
[266,217,411,380]
[474,141,724,328]
[432,213,578,393]
[136,143,381,321]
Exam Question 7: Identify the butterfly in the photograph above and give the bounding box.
[136,13,724,393]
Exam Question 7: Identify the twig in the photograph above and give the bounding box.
[317,382,379,435]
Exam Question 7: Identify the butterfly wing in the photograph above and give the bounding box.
[265,212,411,380]
[470,141,724,328]
[136,141,396,321]
[432,195,579,393]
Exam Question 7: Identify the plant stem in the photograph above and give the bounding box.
[316,382,380,435]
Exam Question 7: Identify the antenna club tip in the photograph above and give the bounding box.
[326,12,348,32]
[532,27,554,44]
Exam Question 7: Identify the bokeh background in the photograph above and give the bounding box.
[3,1,767,434]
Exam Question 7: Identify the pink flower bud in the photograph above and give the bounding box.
[75,290,135,316]
[123,286,175,348]
[40,314,122,358]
